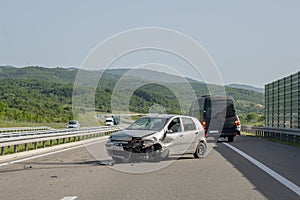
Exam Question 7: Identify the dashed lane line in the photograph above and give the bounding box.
[61,196,77,200]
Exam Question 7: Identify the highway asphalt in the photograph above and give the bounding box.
[0,135,299,200]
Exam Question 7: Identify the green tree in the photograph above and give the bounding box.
[246,112,258,122]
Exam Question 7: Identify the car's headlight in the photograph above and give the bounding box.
[143,139,154,146]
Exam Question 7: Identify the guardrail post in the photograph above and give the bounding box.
[24,143,28,151]
[1,147,4,155]
[34,142,37,149]
[42,141,46,148]
[14,145,18,153]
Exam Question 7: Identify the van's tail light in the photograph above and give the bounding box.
[202,118,206,129]
[235,119,240,126]
[202,118,208,137]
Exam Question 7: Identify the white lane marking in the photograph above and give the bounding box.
[0,137,108,168]
[224,143,300,197]
[61,196,77,200]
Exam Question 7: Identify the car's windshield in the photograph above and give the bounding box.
[68,121,77,125]
[126,117,168,131]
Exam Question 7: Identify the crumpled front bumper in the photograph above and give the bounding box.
[105,141,167,161]
[105,142,131,159]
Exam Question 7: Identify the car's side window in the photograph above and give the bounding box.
[167,117,182,133]
[182,117,197,131]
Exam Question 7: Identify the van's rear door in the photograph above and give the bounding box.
[205,98,234,133]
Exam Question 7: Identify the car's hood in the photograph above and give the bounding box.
[109,129,157,141]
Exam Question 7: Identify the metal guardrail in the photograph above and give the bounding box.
[0,126,51,133]
[241,126,300,144]
[0,126,113,139]
[0,126,119,156]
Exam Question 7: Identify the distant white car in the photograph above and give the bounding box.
[105,115,207,163]
[66,120,80,129]
[105,117,114,126]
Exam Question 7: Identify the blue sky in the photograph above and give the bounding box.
[1,0,300,88]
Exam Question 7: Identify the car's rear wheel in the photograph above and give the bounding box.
[193,142,206,158]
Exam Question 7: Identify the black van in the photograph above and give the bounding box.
[189,95,240,142]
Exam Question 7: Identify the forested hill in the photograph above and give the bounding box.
[0,66,77,83]
[228,84,264,94]
[0,66,264,124]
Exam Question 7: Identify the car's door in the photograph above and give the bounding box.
[162,117,185,155]
[181,117,198,153]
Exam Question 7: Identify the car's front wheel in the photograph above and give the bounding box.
[193,142,206,158]
[111,156,124,163]
[157,149,169,160]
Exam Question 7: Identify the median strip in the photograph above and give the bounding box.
[0,137,108,167]
[0,127,118,156]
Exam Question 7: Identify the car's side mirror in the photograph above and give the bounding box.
[162,129,173,141]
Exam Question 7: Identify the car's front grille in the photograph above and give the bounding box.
[110,140,129,144]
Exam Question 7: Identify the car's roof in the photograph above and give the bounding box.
[141,114,195,119]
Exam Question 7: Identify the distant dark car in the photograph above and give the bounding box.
[66,120,80,129]
[189,95,240,142]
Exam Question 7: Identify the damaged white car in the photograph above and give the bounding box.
[105,115,207,163]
